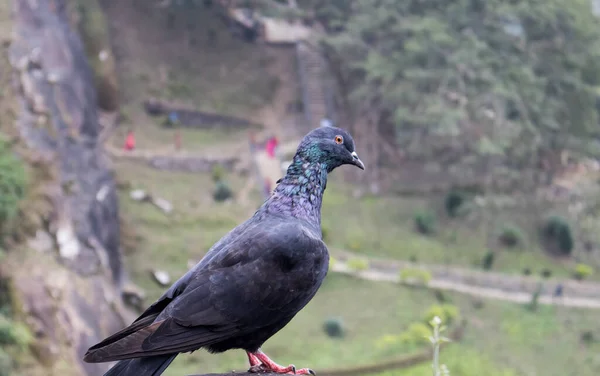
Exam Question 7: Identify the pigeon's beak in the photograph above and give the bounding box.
[351,151,365,170]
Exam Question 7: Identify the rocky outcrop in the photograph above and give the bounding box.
[3,1,135,374]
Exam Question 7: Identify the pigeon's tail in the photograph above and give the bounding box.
[104,355,177,376]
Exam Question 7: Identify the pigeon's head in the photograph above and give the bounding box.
[296,126,365,172]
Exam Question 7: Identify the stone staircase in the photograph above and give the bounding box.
[295,41,332,133]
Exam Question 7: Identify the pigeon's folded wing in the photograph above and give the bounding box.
[84,222,328,362]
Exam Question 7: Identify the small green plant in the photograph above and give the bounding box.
[213,180,233,202]
[0,137,27,236]
[399,268,432,286]
[211,164,226,182]
[429,316,451,376]
[423,304,460,326]
[346,257,369,271]
[542,215,574,255]
[321,225,329,242]
[433,289,449,303]
[541,268,552,279]
[522,267,532,276]
[498,223,526,248]
[526,283,543,312]
[482,251,495,270]
[398,322,431,346]
[0,315,32,349]
[573,263,594,280]
[375,333,400,349]
[580,331,595,345]
[414,210,436,235]
[444,190,467,218]
[322,317,345,338]
[471,299,484,310]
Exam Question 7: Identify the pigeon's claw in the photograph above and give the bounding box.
[295,368,315,375]
[247,350,314,375]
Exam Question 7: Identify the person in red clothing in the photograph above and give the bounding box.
[124,129,136,151]
[265,135,278,159]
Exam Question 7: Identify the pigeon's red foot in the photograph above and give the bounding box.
[246,350,315,375]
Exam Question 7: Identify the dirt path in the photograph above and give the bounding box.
[331,251,600,309]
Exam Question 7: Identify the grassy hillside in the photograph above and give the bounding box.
[101,0,281,151]
[115,159,600,376]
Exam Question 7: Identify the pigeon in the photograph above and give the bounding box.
[83,126,365,376]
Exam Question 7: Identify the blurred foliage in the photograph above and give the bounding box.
[0,315,31,350]
[346,257,369,271]
[540,268,553,278]
[526,283,543,311]
[542,215,574,255]
[292,0,600,167]
[482,250,495,270]
[398,322,431,346]
[444,190,468,218]
[498,223,526,249]
[323,317,345,338]
[573,263,594,280]
[413,210,436,235]
[399,268,432,286]
[0,137,27,239]
[213,180,233,202]
[423,303,460,325]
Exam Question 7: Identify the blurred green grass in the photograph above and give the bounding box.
[116,160,600,376]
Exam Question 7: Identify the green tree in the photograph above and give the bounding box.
[302,0,600,170]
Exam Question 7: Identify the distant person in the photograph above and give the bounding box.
[165,111,180,128]
[265,136,278,159]
[174,130,182,150]
[320,118,333,128]
[124,130,136,151]
[554,284,564,298]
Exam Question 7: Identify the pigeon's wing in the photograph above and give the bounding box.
[84,222,328,362]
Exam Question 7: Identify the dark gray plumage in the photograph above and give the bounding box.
[84,126,364,376]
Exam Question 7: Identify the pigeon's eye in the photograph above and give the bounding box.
[334,135,343,144]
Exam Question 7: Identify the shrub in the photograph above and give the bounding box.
[433,289,450,303]
[541,269,552,278]
[0,315,31,348]
[573,263,594,280]
[211,164,225,182]
[526,283,543,312]
[542,215,574,255]
[0,138,27,235]
[375,334,400,349]
[522,268,532,276]
[398,322,431,346]
[482,251,495,270]
[581,331,595,345]
[471,299,484,310]
[399,268,432,286]
[498,223,526,248]
[444,190,467,218]
[213,180,233,202]
[414,210,436,235]
[346,257,369,271]
[323,317,345,338]
[321,225,329,242]
[423,304,460,325]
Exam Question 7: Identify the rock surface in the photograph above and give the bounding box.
[4,1,136,375]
